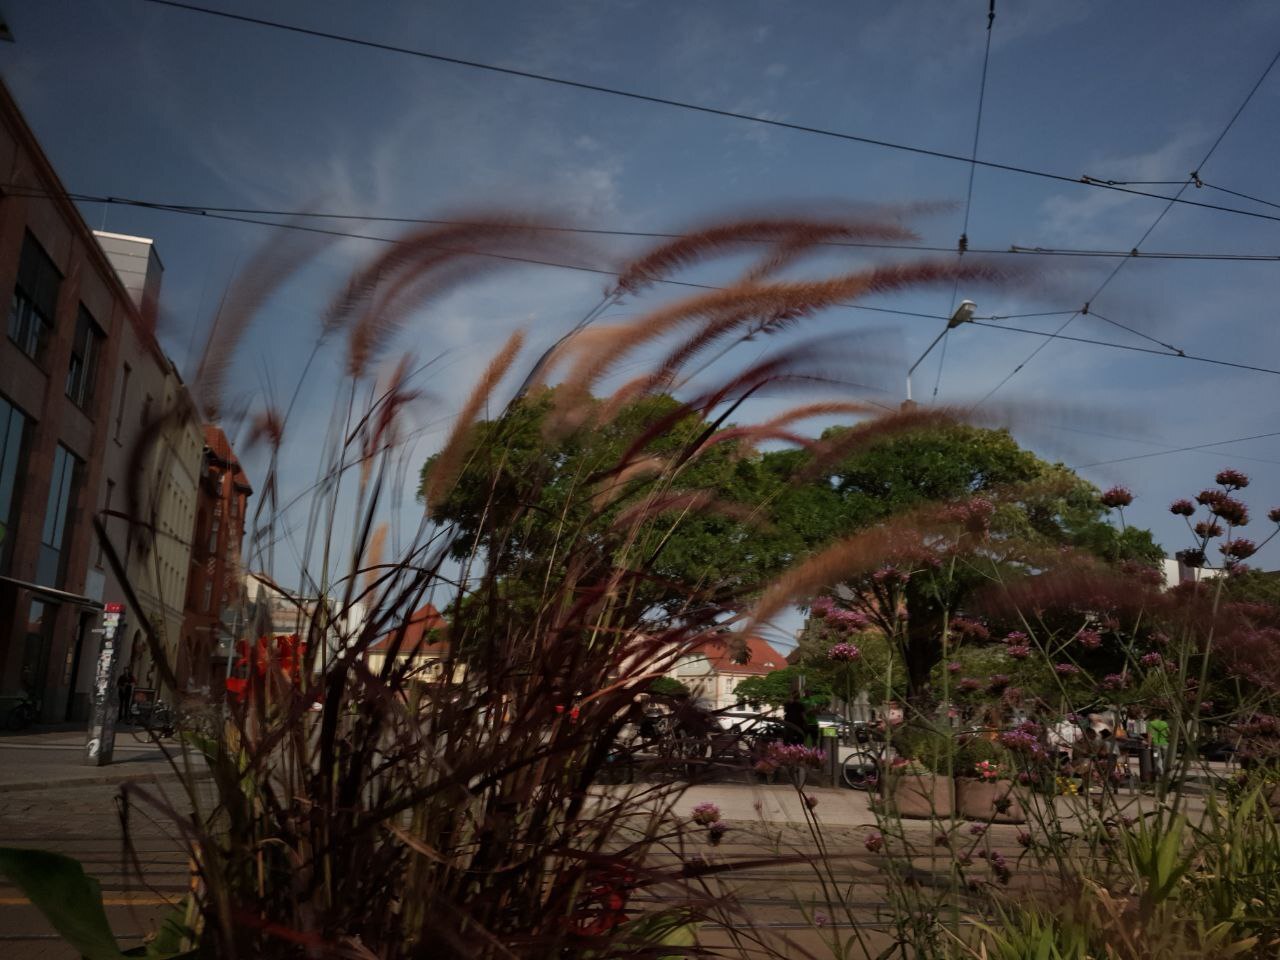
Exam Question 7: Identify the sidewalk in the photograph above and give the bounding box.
[0,726,208,793]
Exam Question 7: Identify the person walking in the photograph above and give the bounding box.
[1147,714,1170,779]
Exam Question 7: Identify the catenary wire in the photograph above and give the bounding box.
[933,0,996,400]
[1076,431,1280,468]
[131,0,1280,228]
[11,185,1280,262]
[971,42,1280,409]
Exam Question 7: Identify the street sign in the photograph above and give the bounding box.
[85,603,126,766]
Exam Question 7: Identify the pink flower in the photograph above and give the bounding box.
[1054,663,1081,676]
[1215,468,1249,489]
[1194,520,1224,538]
[1101,486,1133,509]
[1140,652,1164,668]
[1101,673,1129,691]
[957,677,981,692]
[1003,631,1028,644]
[969,823,987,836]
[1006,644,1031,660]
[1076,630,1103,650]
[1169,499,1196,516]
[1221,539,1257,560]
[1269,506,1280,524]
[951,617,990,641]
[864,832,884,853]
[708,821,729,844]
[1017,831,1032,848]
[1196,489,1225,507]
[947,661,963,673]
[827,642,862,663]
[804,793,819,810]
[1209,496,1249,527]
[987,674,1011,694]
[814,912,829,928]
[691,802,722,825]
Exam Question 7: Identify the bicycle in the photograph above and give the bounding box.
[131,698,175,742]
[3,694,39,732]
[841,740,897,790]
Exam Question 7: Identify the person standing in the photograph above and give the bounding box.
[783,695,806,746]
[116,669,135,722]
[1147,714,1170,778]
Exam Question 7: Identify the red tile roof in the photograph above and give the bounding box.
[368,603,448,655]
[698,636,786,676]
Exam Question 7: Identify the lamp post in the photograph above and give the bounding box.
[905,299,976,405]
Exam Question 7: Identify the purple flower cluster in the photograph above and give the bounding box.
[1076,630,1103,650]
[1215,469,1249,489]
[987,674,1011,694]
[691,802,722,826]
[1170,498,1196,517]
[755,742,827,775]
[1006,644,1031,660]
[827,642,862,663]
[1054,662,1081,676]
[872,565,910,586]
[1003,630,1028,644]
[986,850,1011,885]
[1140,652,1164,669]
[1269,506,1280,524]
[998,728,1046,758]
[1101,673,1130,691]
[957,677,982,693]
[1210,496,1249,527]
[951,617,990,641]
[708,821,729,845]
[947,661,963,673]
[1101,485,1134,509]
[1194,520,1224,538]
[1221,539,1257,560]
[864,832,884,853]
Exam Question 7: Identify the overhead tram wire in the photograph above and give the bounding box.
[133,0,1280,229]
[9,184,1279,263]
[933,0,996,400]
[971,41,1280,410]
[13,181,1273,380]
[1076,430,1280,469]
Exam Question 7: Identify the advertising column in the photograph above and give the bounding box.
[84,602,124,765]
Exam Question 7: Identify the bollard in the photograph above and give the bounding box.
[822,725,839,786]
[1137,744,1153,783]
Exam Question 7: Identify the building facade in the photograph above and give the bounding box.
[90,234,204,703]
[181,426,251,692]
[670,636,786,712]
[0,81,144,721]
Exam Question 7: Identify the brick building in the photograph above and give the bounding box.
[0,80,147,721]
[181,425,251,691]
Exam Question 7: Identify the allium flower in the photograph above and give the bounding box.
[691,802,722,826]
[1101,486,1133,509]
[1269,506,1280,524]
[864,832,884,853]
[1194,520,1224,538]
[1209,496,1249,527]
[1101,673,1130,691]
[1006,644,1031,660]
[827,642,862,663]
[1196,489,1225,507]
[803,793,819,810]
[1054,662,1081,676]
[1169,498,1196,516]
[708,821,729,845]
[1076,629,1103,650]
[947,661,963,673]
[1140,652,1164,668]
[1221,538,1257,560]
[969,823,987,836]
[1215,468,1249,489]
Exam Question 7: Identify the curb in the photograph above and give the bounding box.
[0,769,212,794]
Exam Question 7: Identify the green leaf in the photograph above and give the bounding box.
[0,846,126,960]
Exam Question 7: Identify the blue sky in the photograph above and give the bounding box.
[4,0,1278,620]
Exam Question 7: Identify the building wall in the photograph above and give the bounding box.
[181,426,251,692]
[90,279,203,703]
[0,82,140,721]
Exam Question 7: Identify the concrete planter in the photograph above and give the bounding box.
[884,772,954,819]
[955,778,1026,824]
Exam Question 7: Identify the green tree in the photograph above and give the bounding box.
[734,667,833,708]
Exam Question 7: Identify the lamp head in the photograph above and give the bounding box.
[947,300,977,329]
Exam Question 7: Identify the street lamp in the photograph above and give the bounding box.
[905,299,976,404]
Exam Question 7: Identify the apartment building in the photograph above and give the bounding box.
[0,81,139,721]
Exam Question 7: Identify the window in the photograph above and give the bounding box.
[203,578,213,612]
[208,517,219,554]
[65,306,104,408]
[96,479,115,568]
[230,493,239,518]
[36,444,81,587]
[0,396,28,574]
[7,232,60,362]
[114,364,132,441]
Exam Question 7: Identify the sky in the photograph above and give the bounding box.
[3,0,1278,639]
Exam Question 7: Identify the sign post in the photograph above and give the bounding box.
[85,602,125,766]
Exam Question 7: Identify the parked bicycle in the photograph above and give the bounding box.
[131,698,175,742]
[2,693,39,732]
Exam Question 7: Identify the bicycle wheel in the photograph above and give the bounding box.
[842,750,879,790]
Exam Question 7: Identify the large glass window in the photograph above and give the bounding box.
[66,306,103,408]
[7,232,61,362]
[36,443,81,587]
[0,396,28,573]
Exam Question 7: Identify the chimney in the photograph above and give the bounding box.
[93,230,163,330]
